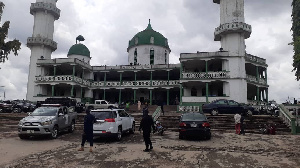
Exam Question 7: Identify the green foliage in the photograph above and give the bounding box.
[0,2,21,64]
[291,0,300,78]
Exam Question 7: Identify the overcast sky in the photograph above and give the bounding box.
[0,0,298,104]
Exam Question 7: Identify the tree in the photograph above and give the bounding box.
[0,2,21,64]
[291,0,300,79]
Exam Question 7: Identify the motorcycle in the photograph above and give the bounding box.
[155,121,164,136]
[259,123,276,135]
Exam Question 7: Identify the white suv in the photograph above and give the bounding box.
[91,109,135,141]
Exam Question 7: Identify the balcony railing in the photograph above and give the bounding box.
[182,71,229,79]
[35,75,179,88]
[246,75,267,85]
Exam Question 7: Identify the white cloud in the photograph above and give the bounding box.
[0,0,297,104]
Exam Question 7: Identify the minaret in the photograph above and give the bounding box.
[26,0,60,101]
[213,0,251,56]
[213,0,251,103]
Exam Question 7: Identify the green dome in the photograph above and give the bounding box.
[67,43,90,58]
[127,20,170,51]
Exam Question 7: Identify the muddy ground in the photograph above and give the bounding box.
[0,126,299,168]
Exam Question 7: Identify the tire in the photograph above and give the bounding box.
[68,121,75,133]
[211,109,219,116]
[179,133,184,140]
[108,106,114,109]
[51,126,59,139]
[19,134,28,139]
[129,123,135,134]
[205,132,211,140]
[247,110,253,116]
[116,127,122,141]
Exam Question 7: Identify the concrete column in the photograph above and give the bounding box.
[150,89,153,105]
[256,87,260,101]
[134,89,136,104]
[206,83,209,103]
[52,85,55,97]
[53,66,57,76]
[72,65,76,76]
[104,72,107,86]
[256,66,259,82]
[103,89,106,100]
[180,84,182,105]
[150,71,153,87]
[119,89,122,105]
[167,89,170,105]
[71,85,74,97]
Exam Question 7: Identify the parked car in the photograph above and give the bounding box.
[178,112,211,140]
[0,100,14,113]
[86,100,119,110]
[91,109,135,141]
[18,104,77,139]
[202,99,255,116]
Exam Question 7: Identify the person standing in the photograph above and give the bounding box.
[139,110,155,152]
[78,109,96,152]
[142,102,149,117]
[234,112,241,135]
[240,113,245,135]
[137,101,141,111]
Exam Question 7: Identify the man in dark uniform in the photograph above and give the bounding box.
[78,109,96,152]
[139,109,156,152]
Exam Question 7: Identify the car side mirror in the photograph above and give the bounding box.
[28,112,31,116]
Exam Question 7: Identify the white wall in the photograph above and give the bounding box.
[220,0,244,24]
[128,45,170,65]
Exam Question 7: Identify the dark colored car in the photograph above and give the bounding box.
[202,99,255,116]
[178,112,211,140]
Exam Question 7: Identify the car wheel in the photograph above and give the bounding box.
[19,134,28,139]
[68,121,75,133]
[116,127,122,141]
[247,110,253,116]
[129,123,135,134]
[211,109,219,116]
[206,132,211,140]
[179,133,184,140]
[51,126,58,139]
[108,106,114,109]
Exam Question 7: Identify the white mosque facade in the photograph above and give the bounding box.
[26,0,268,112]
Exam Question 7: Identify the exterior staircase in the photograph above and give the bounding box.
[0,105,291,135]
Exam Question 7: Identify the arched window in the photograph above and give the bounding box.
[191,87,197,96]
[150,48,154,65]
[150,37,154,44]
[134,48,137,65]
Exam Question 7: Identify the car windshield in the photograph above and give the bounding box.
[31,107,58,116]
[91,111,113,120]
[182,113,207,121]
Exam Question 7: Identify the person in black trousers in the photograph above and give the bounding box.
[78,109,96,152]
[240,113,245,135]
[139,109,155,152]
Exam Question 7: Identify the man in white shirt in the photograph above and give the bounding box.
[234,113,241,134]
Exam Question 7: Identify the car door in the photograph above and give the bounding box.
[215,100,230,114]
[118,110,130,130]
[57,108,67,129]
[228,100,243,114]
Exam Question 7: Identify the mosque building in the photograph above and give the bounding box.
[26,0,268,112]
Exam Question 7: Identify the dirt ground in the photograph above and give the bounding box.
[0,128,299,168]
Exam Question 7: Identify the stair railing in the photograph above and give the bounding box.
[278,104,296,134]
[152,106,162,122]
